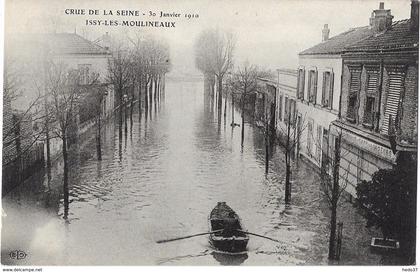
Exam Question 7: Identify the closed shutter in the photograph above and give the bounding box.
[278,95,283,122]
[314,70,318,104]
[367,73,379,93]
[381,73,404,135]
[329,72,334,109]
[301,69,305,99]
[350,71,361,93]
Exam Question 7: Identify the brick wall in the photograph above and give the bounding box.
[400,65,418,144]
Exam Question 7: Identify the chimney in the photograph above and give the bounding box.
[369,2,394,32]
[411,0,419,31]
[322,24,330,42]
[102,32,111,50]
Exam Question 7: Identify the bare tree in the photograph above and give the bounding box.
[2,56,46,169]
[45,62,99,212]
[82,84,109,160]
[277,110,307,204]
[194,28,235,121]
[107,46,132,138]
[313,128,349,260]
[229,63,273,151]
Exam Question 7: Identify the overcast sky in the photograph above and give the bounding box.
[5,0,412,74]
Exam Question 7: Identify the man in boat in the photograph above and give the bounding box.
[222,211,238,237]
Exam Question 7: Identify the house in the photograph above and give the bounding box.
[296,20,376,170]
[273,69,298,151]
[331,1,419,196]
[5,33,114,163]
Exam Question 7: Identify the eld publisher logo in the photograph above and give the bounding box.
[9,250,27,260]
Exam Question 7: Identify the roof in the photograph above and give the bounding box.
[345,19,419,52]
[299,26,374,55]
[46,33,110,55]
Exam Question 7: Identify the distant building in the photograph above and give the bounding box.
[332,1,419,196]
[5,32,114,165]
[273,69,298,150]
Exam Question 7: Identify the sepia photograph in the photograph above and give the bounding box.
[1,0,418,268]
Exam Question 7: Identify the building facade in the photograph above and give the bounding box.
[332,1,419,196]
[4,33,114,175]
[296,23,374,169]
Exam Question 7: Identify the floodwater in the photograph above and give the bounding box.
[2,79,394,265]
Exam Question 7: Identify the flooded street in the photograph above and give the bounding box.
[2,79,390,265]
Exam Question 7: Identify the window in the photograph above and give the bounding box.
[316,125,322,163]
[278,95,283,122]
[362,71,379,129]
[289,99,296,126]
[284,97,289,123]
[307,119,314,156]
[308,69,318,104]
[381,71,405,135]
[346,69,361,123]
[78,64,92,84]
[322,71,334,108]
[297,68,305,99]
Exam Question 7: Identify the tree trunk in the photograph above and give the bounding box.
[224,89,227,123]
[231,92,235,125]
[45,115,51,181]
[285,154,291,204]
[241,96,245,148]
[265,125,269,175]
[154,77,158,104]
[119,93,123,141]
[149,78,153,110]
[328,202,337,259]
[96,114,102,161]
[156,75,160,104]
[62,132,69,220]
[124,99,128,135]
[328,135,341,260]
[285,113,292,204]
[145,78,149,111]
[217,76,223,122]
[138,78,142,119]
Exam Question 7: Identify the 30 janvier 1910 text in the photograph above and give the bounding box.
[64,9,199,19]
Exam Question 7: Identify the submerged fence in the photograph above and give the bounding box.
[2,142,45,195]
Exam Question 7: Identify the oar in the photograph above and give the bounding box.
[156,229,223,244]
[237,230,309,251]
[236,230,280,243]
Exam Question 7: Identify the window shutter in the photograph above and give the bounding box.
[350,71,361,93]
[322,72,327,105]
[279,95,283,122]
[367,73,379,93]
[301,69,305,99]
[381,73,404,135]
[297,70,301,99]
[329,72,334,109]
[314,70,318,104]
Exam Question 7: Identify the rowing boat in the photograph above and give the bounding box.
[208,202,249,253]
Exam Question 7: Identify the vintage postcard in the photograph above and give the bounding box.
[1,0,418,269]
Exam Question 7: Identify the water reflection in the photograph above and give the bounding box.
[211,251,248,266]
